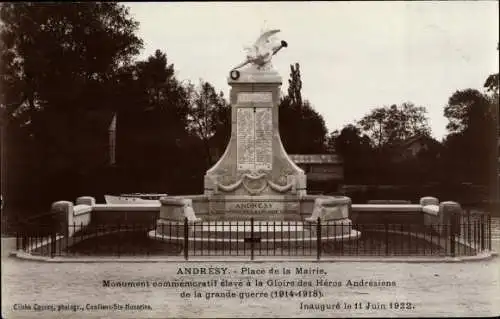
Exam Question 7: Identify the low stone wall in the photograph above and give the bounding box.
[303,196,350,221]
[91,204,159,225]
[185,195,210,216]
[51,195,463,240]
[51,196,160,236]
[299,195,350,220]
[350,204,424,224]
[350,197,463,237]
[52,196,95,237]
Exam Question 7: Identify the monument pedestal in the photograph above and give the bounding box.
[204,68,306,209]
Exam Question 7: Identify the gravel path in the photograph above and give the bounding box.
[2,220,500,318]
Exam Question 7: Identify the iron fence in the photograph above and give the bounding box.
[14,215,493,260]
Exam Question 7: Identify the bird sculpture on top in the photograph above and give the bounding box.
[232,29,288,71]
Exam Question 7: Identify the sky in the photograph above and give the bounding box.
[126,1,499,141]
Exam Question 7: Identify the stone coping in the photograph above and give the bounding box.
[352,204,422,212]
[147,230,361,243]
[312,196,351,206]
[158,194,346,202]
[93,204,160,211]
[208,195,302,202]
[83,203,440,216]
[422,204,440,216]
[8,250,497,263]
[300,194,350,201]
[227,68,282,84]
[181,195,209,201]
[73,205,92,216]
[159,197,189,206]
[63,197,442,216]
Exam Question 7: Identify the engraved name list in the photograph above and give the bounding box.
[236,92,273,171]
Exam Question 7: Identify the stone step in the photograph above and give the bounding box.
[190,222,312,239]
[148,229,361,250]
[185,239,318,251]
[155,220,355,239]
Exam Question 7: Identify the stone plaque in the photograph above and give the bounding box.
[254,108,272,170]
[237,108,255,170]
[226,201,284,215]
[237,92,273,104]
[236,107,273,171]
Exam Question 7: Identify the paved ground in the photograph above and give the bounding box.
[2,219,500,318]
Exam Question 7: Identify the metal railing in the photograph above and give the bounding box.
[14,215,493,260]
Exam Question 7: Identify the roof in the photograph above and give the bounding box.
[392,134,438,149]
[288,154,342,164]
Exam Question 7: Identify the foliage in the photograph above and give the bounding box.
[331,124,371,158]
[279,63,328,154]
[0,2,143,208]
[442,88,497,186]
[441,47,498,191]
[358,103,431,149]
[185,80,229,167]
[444,89,492,134]
[484,73,499,96]
[287,63,302,106]
[1,3,143,116]
[328,124,375,183]
[113,49,199,193]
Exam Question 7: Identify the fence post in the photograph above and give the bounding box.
[480,214,485,251]
[449,223,455,257]
[488,214,492,251]
[117,222,121,257]
[184,217,189,261]
[316,218,321,261]
[440,201,461,257]
[250,218,254,261]
[385,221,389,256]
[51,230,57,258]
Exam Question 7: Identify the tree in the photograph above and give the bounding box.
[484,73,499,97]
[484,43,499,97]
[210,103,231,161]
[483,52,499,204]
[442,48,499,191]
[444,89,492,134]
[279,63,328,154]
[112,49,196,194]
[355,103,432,185]
[357,107,387,148]
[186,80,229,167]
[287,63,302,106]
[1,3,143,116]
[329,124,374,183]
[0,2,143,210]
[332,125,371,156]
[442,88,495,186]
[358,102,431,149]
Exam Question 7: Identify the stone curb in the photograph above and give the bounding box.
[8,250,497,263]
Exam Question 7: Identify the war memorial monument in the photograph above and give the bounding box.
[151,29,361,247]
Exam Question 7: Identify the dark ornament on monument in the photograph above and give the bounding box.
[230,70,240,80]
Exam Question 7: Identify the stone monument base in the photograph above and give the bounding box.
[149,219,360,251]
[150,194,361,248]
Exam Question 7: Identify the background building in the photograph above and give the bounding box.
[288,154,343,194]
